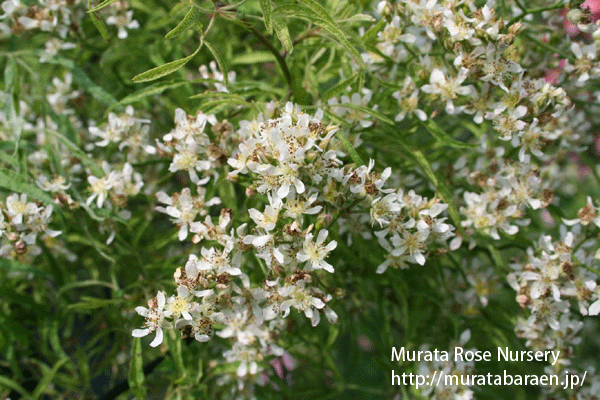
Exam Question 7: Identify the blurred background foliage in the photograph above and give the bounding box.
[1,0,600,399]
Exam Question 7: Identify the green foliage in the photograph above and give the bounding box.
[2,1,600,400]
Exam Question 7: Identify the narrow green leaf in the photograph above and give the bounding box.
[274,3,364,68]
[0,169,54,205]
[88,0,120,13]
[197,98,253,114]
[335,130,364,166]
[325,324,340,349]
[4,56,16,89]
[423,120,477,149]
[67,296,123,311]
[260,0,273,34]
[89,12,110,40]
[296,0,334,22]
[57,280,118,297]
[272,17,293,53]
[412,150,438,186]
[290,64,311,105]
[321,72,358,102]
[361,18,386,43]
[339,13,376,23]
[331,102,395,126]
[458,119,484,138]
[204,40,229,86]
[231,51,276,65]
[129,337,147,399]
[49,321,71,367]
[0,376,30,398]
[188,92,245,100]
[4,58,23,154]
[132,43,202,83]
[410,150,463,234]
[45,130,104,177]
[113,80,189,108]
[0,258,47,276]
[88,0,110,40]
[165,6,202,39]
[32,357,69,400]
[166,330,186,378]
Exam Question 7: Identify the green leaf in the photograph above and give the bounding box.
[4,56,16,89]
[339,13,376,23]
[423,119,477,149]
[45,130,104,177]
[197,98,253,114]
[32,357,69,400]
[112,80,189,108]
[188,92,245,100]
[129,337,147,399]
[89,12,110,40]
[0,258,47,276]
[296,0,333,21]
[330,102,395,126]
[231,51,276,65]
[361,18,386,44]
[260,0,273,34]
[335,130,364,166]
[165,6,202,39]
[410,150,464,235]
[88,0,110,40]
[204,40,229,86]
[275,2,364,68]
[321,73,358,102]
[0,376,30,398]
[0,169,54,205]
[166,330,186,378]
[4,57,23,152]
[132,43,202,83]
[67,296,123,311]
[290,64,311,105]
[272,17,293,53]
[87,0,120,13]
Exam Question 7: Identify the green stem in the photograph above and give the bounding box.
[522,33,572,62]
[508,1,566,26]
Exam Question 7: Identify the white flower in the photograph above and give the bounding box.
[166,286,195,321]
[106,10,139,39]
[132,291,172,347]
[393,90,427,122]
[278,280,328,326]
[6,193,38,225]
[296,230,337,273]
[36,175,71,192]
[421,68,472,114]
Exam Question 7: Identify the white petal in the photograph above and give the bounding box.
[150,327,164,347]
[132,328,150,337]
[588,300,600,316]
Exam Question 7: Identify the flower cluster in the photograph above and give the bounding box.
[89,105,154,162]
[133,103,455,392]
[0,0,138,44]
[508,209,600,395]
[86,161,144,209]
[455,146,553,243]
[0,193,60,259]
[417,330,476,400]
